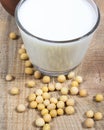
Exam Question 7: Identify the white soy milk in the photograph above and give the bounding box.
[18,0,97,41]
[16,0,98,75]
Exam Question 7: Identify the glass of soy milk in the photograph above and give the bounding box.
[15,0,100,76]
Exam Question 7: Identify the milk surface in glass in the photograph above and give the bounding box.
[16,0,99,75]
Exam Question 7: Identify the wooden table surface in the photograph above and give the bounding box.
[0,0,104,130]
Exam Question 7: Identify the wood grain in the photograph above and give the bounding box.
[0,0,104,130]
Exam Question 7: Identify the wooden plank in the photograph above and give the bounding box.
[0,0,104,130]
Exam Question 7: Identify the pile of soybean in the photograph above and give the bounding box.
[6,32,104,130]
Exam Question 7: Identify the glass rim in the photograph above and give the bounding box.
[15,0,100,43]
